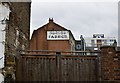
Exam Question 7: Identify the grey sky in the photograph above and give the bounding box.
[31,0,118,41]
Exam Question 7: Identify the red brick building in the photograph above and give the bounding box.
[30,18,75,54]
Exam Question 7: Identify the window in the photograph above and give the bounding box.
[76,44,81,50]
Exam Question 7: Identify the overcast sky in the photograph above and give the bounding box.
[31,0,119,41]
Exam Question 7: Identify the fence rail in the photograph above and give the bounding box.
[19,50,100,56]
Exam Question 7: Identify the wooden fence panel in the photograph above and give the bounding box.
[16,54,99,81]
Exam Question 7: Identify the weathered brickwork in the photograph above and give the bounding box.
[3,2,31,80]
[100,46,120,81]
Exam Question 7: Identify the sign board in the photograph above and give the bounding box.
[47,31,69,40]
[93,34,104,38]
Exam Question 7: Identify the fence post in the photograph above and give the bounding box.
[98,51,102,81]
[56,52,61,81]
[15,50,22,81]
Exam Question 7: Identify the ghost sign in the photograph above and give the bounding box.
[47,31,69,40]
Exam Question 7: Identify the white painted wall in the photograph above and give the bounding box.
[0,3,11,82]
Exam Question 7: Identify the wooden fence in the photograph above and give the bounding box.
[16,52,100,81]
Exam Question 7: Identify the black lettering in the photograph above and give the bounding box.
[58,35,60,38]
[53,31,55,35]
[64,35,67,38]
[61,35,64,38]
[51,35,54,38]
[49,35,51,38]
[55,35,57,38]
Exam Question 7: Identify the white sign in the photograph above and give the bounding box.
[93,34,104,38]
[47,31,69,40]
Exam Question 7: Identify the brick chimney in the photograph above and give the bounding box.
[49,18,54,23]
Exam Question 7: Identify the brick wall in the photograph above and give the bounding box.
[30,19,75,54]
[100,46,120,81]
[4,2,31,80]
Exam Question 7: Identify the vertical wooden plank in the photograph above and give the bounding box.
[70,58,73,81]
[50,57,54,81]
[34,58,37,81]
[93,58,96,81]
[59,56,62,81]
[20,57,24,81]
[60,57,64,81]
[85,59,88,81]
[67,58,72,81]
[65,58,68,81]
[16,56,22,81]
[44,58,47,81]
[86,59,89,81]
[63,58,67,81]
[65,57,68,81]
[73,58,77,81]
[31,57,34,81]
[47,57,50,81]
[20,57,23,81]
[90,58,94,81]
[78,58,82,81]
[81,58,84,81]
[76,58,79,81]
[54,56,57,81]
[88,59,91,81]
[28,57,32,81]
[49,58,52,81]
[94,58,98,81]
[41,58,44,81]
[95,57,99,81]
[46,57,50,81]
[43,58,46,81]
[49,56,56,81]
[69,58,73,81]
[37,57,40,81]
[36,57,39,81]
[91,59,95,81]
[40,57,43,81]
[56,55,60,81]
[62,58,65,81]
[24,57,28,81]
[70,57,73,81]
[25,57,28,81]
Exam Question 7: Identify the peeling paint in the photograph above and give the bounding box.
[0,3,10,82]
[1,2,31,81]
[14,28,20,48]
[0,3,10,68]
